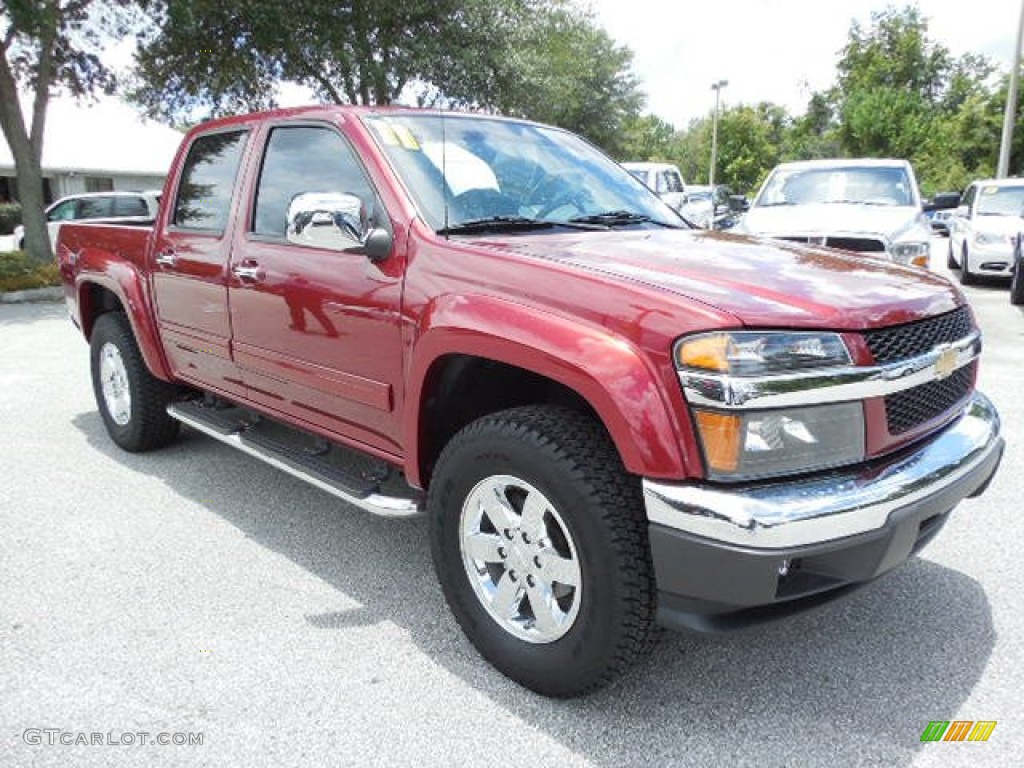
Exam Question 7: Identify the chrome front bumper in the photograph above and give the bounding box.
[643,392,1003,550]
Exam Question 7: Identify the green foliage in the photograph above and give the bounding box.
[130,0,644,152]
[1,1,144,266]
[0,251,60,292]
[0,202,22,235]
[660,5,1016,197]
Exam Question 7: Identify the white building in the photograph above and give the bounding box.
[0,96,183,204]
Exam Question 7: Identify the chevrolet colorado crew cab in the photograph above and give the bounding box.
[58,107,1004,697]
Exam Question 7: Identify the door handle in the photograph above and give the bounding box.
[232,262,264,282]
[155,250,177,267]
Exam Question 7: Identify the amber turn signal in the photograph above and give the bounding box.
[693,410,741,473]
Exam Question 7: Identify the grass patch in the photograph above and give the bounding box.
[0,250,61,292]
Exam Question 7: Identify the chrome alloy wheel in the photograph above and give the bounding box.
[459,474,582,643]
[99,342,132,426]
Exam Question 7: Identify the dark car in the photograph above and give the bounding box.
[1011,232,1024,304]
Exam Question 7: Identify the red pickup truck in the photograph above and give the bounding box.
[58,106,1003,697]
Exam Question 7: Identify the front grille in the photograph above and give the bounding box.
[863,306,973,364]
[885,363,975,435]
[778,235,886,252]
[825,237,886,253]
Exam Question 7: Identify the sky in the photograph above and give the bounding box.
[585,0,1022,127]
[96,0,1022,130]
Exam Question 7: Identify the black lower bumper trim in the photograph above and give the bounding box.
[652,434,1003,633]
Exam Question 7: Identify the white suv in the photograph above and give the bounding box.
[947,178,1024,285]
[14,190,161,251]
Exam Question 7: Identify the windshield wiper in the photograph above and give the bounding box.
[438,216,556,235]
[569,210,677,228]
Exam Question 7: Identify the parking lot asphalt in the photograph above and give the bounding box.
[0,237,1020,768]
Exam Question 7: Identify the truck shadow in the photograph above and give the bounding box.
[72,413,995,767]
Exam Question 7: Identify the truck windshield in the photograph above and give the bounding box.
[363,114,684,233]
[756,166,914,207]
[975,185,1024,216]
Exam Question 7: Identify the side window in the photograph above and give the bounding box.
[47,200,77,221]
[664,171,684,194]
[77,196,114,219]
[253,125,375,238]
[655,172,668,194]
[113,196,150,217]
[173,130,248,232]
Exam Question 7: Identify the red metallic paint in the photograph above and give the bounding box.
[58,104,977,490]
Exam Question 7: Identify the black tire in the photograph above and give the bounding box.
[946,239,957,269]
[90,312,180,452]
[1011,261,1024,305]
[959,243,976,285]
[428,405,657,698]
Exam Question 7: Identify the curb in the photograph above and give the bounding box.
[0,286,63,304]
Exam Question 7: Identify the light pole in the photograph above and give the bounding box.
[709,80,729,190]
[997,0,1024,177]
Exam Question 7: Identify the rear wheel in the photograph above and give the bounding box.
[90,312,180,452]
[428,405,656,697]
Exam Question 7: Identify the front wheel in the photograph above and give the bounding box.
[428,405,656,697]
[90,312,180,452]
[959,243,976,285]
[1011,261,1024,305]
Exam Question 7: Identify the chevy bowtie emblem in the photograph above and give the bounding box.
[934,347,958,380]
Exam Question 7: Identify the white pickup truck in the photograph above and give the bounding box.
[736,158,933,268]
[622,162,687,213]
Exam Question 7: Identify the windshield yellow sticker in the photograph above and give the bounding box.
[981,186,999,195]
[372,122,400,146]
[370,120,421,151]
[391,124,421,151]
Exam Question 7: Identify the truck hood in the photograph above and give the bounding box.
[741,203,926,241]
[470,228,961,329]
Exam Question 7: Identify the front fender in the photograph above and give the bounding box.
[405,294,692,487]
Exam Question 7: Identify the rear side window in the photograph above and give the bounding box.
[77,197,114,219]
[113,196,150,217]
[662,170,684,193]
[252,125,375,238]
[47,200,77,221]
[173,130,248,232]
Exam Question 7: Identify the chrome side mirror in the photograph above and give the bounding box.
[287,192,368,250]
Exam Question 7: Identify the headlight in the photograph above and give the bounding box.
[675,331,851,375]
[692,403,865,481]
[890,241,930,267]
[975,231,1008,246]
[676,331,864,480]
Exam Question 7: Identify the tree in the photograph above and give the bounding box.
[0,1,135,264]
[824,5,1007,193]
[614,114,679,162]
[130,0,644,154]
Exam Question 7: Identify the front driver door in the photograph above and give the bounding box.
[228,123,405,455]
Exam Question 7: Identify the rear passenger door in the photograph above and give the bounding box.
[151,129,249,398]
